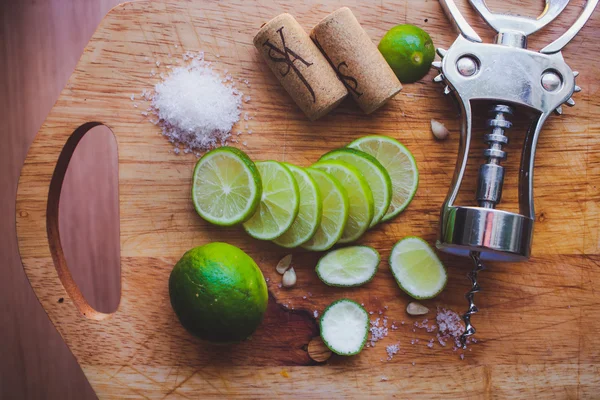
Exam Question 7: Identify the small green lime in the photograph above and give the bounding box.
[169,242,268,343]
[378,24,435,83]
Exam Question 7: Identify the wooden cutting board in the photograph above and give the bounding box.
[15,0,600,398]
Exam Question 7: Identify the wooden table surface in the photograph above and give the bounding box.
[1,1,122,398]
[6,0,600,399]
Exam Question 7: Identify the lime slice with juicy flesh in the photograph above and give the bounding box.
[192,146,262,226]
[243,161,300,240]
[316,246,380,287]
[389,237,447,299]
[312,160,374,244]
[320,148,392,228]
[273,164,323,248]
[301,169,349,252]
[320,299,369,356]
[348,136,418,222]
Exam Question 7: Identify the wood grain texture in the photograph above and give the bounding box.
[14,0,600,398]
[1,1,122,399]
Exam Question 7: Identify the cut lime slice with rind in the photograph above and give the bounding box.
[243,161,299,240]
[316,246,380,287]
[312,160,374,244]
[389,237,447,299]
[320,148,392,228]
[348,135,418,222]
[273,164,322,248]
[192,146,262,226]
[301,169,349,251]
[320,299,369,356]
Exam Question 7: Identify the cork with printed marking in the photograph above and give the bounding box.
[310,7,402,114]
[254,13,348,121]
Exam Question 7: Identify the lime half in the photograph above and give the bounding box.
[389,237,447,299]
[320,299,369,356]
[302,168,349,251]
[312,160,374,244]
[320,148,392,228]
[192,147,261,226]
[273,164,322,248]
[243,161,299,240]
[348,135,418,222]
[316,246,380,287]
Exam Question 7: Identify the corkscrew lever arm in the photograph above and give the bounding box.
[541,0,599,54]
[439,0,482,43]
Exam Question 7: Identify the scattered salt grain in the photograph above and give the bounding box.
[302,296,307,299]
[149,52,245,153]
[156,60,161,67]
[369,311,374,315]
[277,283,282,288]
[313,310,319,318]
[460,354,465,360]
[368,317,389,347]
[130,94,135,101]
[386,344,400,361]
[436,308,466,348]
[380,376,388,382]
[242,141,248,146]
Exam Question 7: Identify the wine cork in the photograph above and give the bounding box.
[310,7,402,114]
[254,13,348,121]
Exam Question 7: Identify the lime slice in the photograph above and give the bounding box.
[348,135,418,221]
[301,169,349,251]
[273,164,322,248]
[192,146,262,226]
[243,161,299,240]
[320,299,369,356]
[320,148,392,228]
[316,246,380,287]
[389,237,447,299]
[312,160,374,243]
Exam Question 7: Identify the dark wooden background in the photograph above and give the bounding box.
[1,1,122,398]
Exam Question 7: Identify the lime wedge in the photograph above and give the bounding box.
[320,148,392,228]
[273,164,322,248]
[316,246,380,287]
[301,169,349,251]
[389,237,447,299]
[243,161,299,240]
[312,160,374,243]
[192,147,262,226]
[348,136,418,221]
[320,299,369,356]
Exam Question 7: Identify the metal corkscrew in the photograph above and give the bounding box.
[433,0,598,346]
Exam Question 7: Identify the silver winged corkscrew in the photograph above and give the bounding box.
[434,0,598,347]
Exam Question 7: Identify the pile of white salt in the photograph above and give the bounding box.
[150,53,244,154]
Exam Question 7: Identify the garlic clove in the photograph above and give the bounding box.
[431,119,450,140]
[276,254,293,275]
[406,302,429,316]
[282,267,297,288]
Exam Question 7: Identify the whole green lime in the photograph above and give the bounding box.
[378,24,435,83]
[169,242,268,343]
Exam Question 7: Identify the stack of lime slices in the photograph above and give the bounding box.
[191,135,418,249]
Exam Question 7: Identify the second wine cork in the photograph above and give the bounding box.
[254,13,348,121]
[310,7,402,114]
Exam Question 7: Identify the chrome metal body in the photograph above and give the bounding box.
[435,0,598,345]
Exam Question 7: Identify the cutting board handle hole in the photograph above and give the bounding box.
[47,122,121,320]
